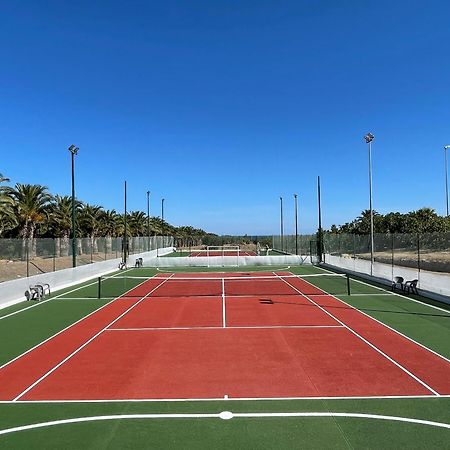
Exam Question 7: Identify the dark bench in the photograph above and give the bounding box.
[135,257,143,268]
[404,279,419,295]
[391,276,404,292]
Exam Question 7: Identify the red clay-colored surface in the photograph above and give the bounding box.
[111,297,223,329]
[189,251,256,257]
[286,276,450,394]
[226,296,339,327]
[0,297,139,400]
[20,327,432,400]
[1,271,449,401]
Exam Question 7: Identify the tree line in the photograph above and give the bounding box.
[0,173,212,248]
[327,208,450,235]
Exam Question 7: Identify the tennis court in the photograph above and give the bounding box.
[0,265,449,448]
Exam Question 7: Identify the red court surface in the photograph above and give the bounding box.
[0,272,449,401]
[189,251,256,257]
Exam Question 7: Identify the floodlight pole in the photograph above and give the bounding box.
[280,196,284,253]
[294,194,298,255]
[123,181,128,264]
[317,176,323,263]
[147,191,150,250]
[161,198,165,222]
[445,145,450,217]
[68,144,79,268]
[364,133,375,276]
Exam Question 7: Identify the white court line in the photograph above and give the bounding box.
[57,297,116,301]
[12,275,175,402]
[156,266,292,274]
[0,412,449,436]
[0,267,135,322]
[275,273,440,396]
[0,270,152,372]
[318,265,450,315]
[300,271,450,364]
[105,325,344,331]
[222,278,226,328]
[5,393,450,403]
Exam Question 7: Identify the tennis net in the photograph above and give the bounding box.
[96,273,368,299]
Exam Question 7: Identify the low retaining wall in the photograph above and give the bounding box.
[324,254,450,305]
[0,247,174,310]
[147,254,311,268]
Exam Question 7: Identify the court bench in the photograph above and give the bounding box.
[25,282,51,301]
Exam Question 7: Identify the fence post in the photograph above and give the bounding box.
[53,238,56,272]
[417,233,421,286]
[26,238,30,277]
[391,234,394,282]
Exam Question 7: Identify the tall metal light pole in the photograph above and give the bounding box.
[445,145,450,217]
[280,196,284,253]
[146,191,151,250]
[364,133,375,276]
[68,144,79,268]
[294,194,298,255]
[161,198,165,222]
[124,181,128,264]
[317,176,323,263]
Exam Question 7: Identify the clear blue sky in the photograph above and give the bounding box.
[1,1,450,235]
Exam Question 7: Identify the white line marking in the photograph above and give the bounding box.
[318,265,450,314]
[0,267,138,321]
[0,271,154,372]
[12,275,175,402]
[4,393,449,404]
[222,278,226,328]
[155,266,293,274]
[105,325,344,331]
[275,273,441,396]
[56,297,116,301]
[301,271,450,364]
[0,412,449,436]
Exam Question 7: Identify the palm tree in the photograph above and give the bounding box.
[100,209,123,256]
[0,174,17,236]
[128,211,147,236]
[78,204,104,254]
[46,195,82,256]
[10,184,53,258]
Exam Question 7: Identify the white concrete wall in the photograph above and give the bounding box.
[325,254,450,304]
[0,247,174,310]
[148,254,312,267]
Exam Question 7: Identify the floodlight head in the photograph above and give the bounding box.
[294,193,297,198]
[68,144,79,155]
[444,145,450,150]
[364,133,375,144]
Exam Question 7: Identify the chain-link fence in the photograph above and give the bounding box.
[323,232,450,297]
[0,236,174,282]
[272,234,318,257]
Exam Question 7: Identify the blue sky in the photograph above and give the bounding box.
[1,1,450,235]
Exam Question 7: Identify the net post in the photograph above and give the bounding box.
[346,274,351,296]
[98,276,102,299]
